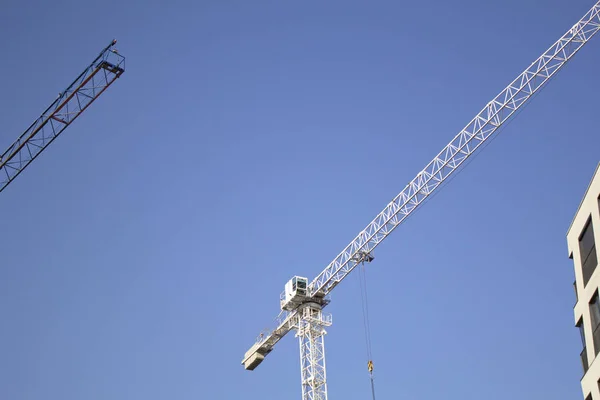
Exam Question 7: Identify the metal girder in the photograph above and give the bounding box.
[0,39,125,193]
[297,304,332,400]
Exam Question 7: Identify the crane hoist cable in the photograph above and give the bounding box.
[357,262,376,400]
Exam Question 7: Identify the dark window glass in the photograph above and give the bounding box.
[590,292,600,356]
[584,247,599,285]
[581,218,596,256]
[579,319,587,347]
[580,217,598,286]
[578,318,589,375]
[591,292,600,328]
[582,347,589,375]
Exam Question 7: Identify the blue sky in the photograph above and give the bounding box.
[0,0,598,399]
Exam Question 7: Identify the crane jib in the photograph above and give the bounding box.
[0,41,125,194]
[308,4,600,298]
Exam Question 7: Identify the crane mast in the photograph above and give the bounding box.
[0,40,125,193]
[242,2,600,399]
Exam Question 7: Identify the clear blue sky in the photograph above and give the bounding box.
[0,0,598,399]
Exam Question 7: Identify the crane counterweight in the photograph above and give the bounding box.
[242,342,270,371]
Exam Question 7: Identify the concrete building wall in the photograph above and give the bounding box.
[568,163,600,400]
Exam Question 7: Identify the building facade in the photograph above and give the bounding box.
[568,163,600,400]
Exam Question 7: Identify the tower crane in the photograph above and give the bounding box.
[242,1,600,399]
[0,39,125,194]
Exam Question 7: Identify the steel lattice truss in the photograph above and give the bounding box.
[242,1,600,399]
[308,2,600,298]
[297,306,331,400]
[0,40,125,193]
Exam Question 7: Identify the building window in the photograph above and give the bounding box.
[571,251,579,303]
[580,217,598,286]
[580,318,587,346]
[591,292,600,356]
[578,318,589,374]
[586,394,593,400]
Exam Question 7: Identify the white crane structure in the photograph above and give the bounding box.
[242,2,600,399]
